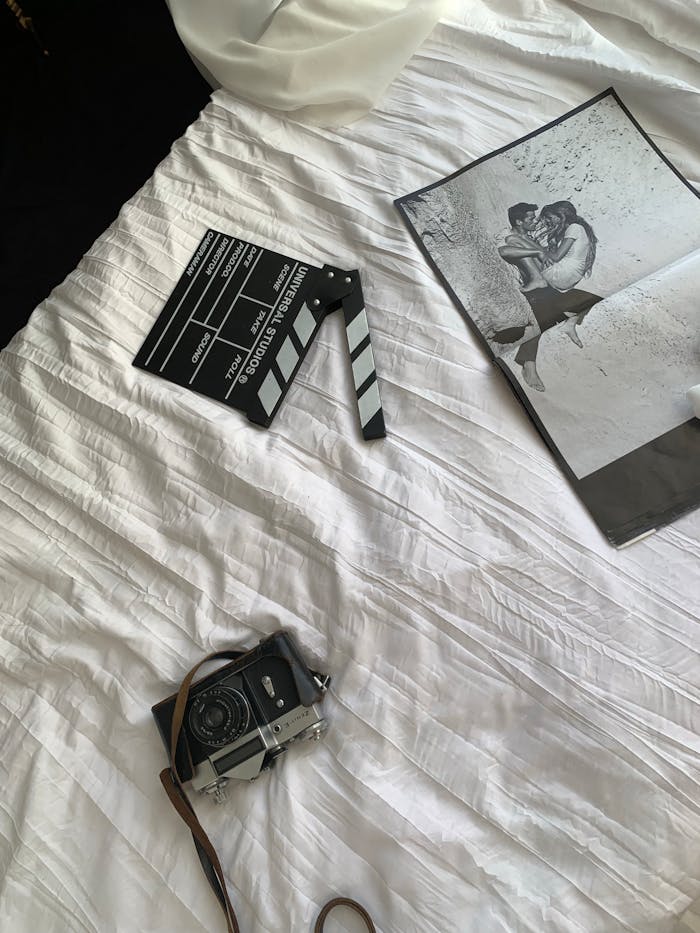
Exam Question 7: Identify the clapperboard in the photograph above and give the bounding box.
[133,230,385,441]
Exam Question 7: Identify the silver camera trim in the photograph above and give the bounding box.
[191,702,327,796]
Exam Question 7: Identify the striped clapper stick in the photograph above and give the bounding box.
[339,272,386,440]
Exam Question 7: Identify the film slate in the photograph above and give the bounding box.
[133,229,386,440]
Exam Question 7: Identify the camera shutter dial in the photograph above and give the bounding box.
[188,686,250,748]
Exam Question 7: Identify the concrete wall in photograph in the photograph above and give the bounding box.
[402,177,538,344]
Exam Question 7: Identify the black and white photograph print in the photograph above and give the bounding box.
[396,89,700,482]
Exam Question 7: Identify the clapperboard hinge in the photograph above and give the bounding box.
[251,264,386,441]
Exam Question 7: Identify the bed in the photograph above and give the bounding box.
[1,2,699,931]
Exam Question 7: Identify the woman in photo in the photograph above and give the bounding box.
[536,201,598,292]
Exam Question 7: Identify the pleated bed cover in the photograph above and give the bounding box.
[1,3,699,931]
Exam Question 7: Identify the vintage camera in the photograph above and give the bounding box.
[152,630,330,802]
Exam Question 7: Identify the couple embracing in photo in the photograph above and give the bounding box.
[493,200,603,391]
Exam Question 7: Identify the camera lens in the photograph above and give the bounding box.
[204,707,225,729]
[188,686,250,748]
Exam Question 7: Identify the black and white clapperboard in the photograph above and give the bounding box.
[133,230,385,440]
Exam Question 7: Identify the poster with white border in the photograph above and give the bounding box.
[397,89,700,545]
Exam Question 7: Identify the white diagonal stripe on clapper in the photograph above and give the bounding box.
[357,381,381,427]
[258,370,282,415]
[345,307,369,354]
[276,336,298,382]
[293,304,316,347]
[352,345,375,390]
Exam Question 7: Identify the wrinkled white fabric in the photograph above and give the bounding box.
[1,2,700,933]
[167,0,452,125]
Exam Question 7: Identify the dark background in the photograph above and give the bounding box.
[0,0,212,349]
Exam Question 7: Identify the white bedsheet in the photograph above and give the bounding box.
[1,3,699,931]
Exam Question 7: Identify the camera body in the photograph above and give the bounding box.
[152,630,329,801]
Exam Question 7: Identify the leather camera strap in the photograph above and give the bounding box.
[314,897,376,932]
[160,650,376,933]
